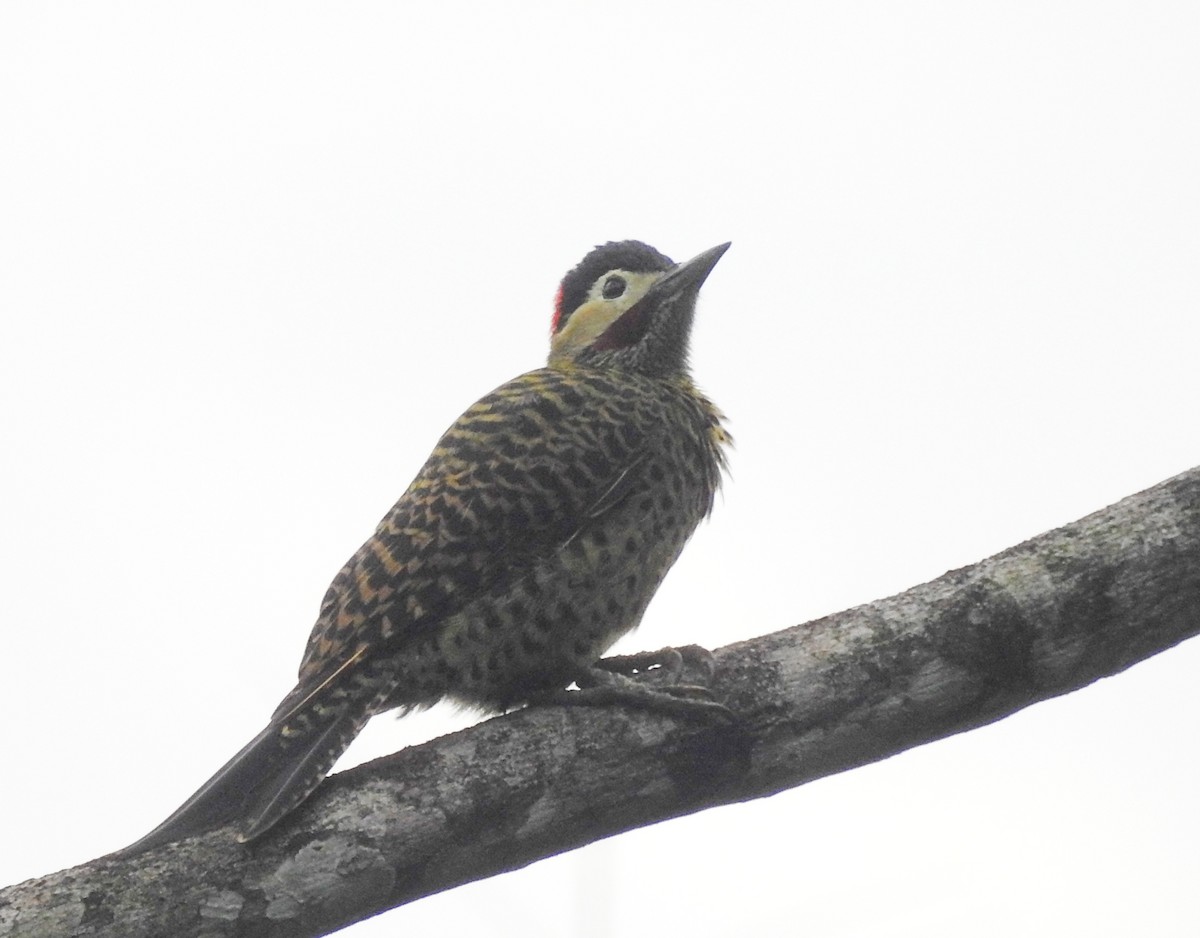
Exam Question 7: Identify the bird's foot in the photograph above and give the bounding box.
[530,645,734,722]
[594,644,717,686]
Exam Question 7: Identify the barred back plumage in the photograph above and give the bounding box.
[121,240,731,854]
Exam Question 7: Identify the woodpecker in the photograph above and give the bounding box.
[123,240,732,854]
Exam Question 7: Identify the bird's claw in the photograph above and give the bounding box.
[530,644,735,723]
[594,644,718,686]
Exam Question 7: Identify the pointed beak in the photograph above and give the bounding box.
[651,242,731,301]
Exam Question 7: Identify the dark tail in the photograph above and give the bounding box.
[117,699,364,856]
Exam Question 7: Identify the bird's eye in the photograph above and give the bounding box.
[602,275,626,299]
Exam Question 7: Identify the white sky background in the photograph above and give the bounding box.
[2,3,1198,935]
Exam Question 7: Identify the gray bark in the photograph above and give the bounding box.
[3,466,1198,938]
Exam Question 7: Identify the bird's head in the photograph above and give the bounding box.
[549,240,730,378]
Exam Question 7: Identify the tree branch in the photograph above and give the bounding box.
[4,467,1198,938]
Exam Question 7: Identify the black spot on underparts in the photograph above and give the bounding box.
[532,395,563,422]
[556,383,586,409]
[365,567,391,592]
[515,415,541,439]
[583,450,612,477]
[440,508,473,538]
[565,463,592,490]
[529,464,559,491]
[492,459,526,486]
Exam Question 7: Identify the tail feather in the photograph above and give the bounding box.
[238,708,361,842]
[117,704,362,856]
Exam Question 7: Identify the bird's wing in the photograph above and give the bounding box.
[287,366,652,698]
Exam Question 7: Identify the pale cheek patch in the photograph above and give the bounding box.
[549,302,624,362]
[549,270,663,363]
